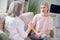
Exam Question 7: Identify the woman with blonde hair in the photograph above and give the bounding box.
[29,2,54,40]
[4,1,31,40]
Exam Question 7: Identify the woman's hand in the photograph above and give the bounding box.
[35,32,42,39]
[26,21,33,34]
[35,33,40,39]
[28,21,33,29]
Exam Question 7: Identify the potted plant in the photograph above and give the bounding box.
[28,1,37,15]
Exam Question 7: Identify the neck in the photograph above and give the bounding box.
[10,14,19,17]
[20,13,22,15]
[41,12,49,17]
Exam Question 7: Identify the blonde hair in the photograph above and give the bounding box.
[40,2,49,12]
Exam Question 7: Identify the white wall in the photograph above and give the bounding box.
[0,0,8,13]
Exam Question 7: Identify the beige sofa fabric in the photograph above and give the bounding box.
[20,12,34,31]
[0,13,7,30]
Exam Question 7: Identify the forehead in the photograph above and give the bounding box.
[40,5,46,7]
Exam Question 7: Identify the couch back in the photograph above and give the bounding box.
[0,13,7,31]
[0,12,34,31]
[20,12,34,31]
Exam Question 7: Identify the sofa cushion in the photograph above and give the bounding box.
[20,12,34,31]
[0,13,7,31]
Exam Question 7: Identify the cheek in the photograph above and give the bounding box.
[41,8,44,10]
[45,7,48,10]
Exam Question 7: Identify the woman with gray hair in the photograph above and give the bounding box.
[4,1,31,40]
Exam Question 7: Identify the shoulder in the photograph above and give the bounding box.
[5,16,15,24]
[49,16,53,22]
[6,16,10,19]
[34,14,41,18]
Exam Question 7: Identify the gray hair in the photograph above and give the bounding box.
[7,1,23,17]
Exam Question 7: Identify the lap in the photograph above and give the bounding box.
[29,34,39,40]
[40,34,48,39]
[29,34,48,40]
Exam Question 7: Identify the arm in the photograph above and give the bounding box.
[32,25,37,35]
[37,17,54,36]
[15,19,32,39]
[30,15,37,34]
[34,30,51,38]
[6,22,23,40]
[43,17,54,36]
[28,21,37,35]
[26,25,32,35]
[41,30,51,36]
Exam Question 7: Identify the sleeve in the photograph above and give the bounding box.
[48,17,54,30]
[6,22,24,40]
[15,20,28,39]
[32,15,37,26]
[17,25,28,39]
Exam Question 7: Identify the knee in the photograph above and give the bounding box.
[29,34,36,40]
[41,34,48,39]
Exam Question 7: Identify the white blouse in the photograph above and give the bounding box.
[5,16,28,40]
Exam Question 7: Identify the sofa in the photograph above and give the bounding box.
[0,12,56,40]
[18,12,56,40]
[20,12,56,40]
[20,12,34,31]
[0,13,8,40]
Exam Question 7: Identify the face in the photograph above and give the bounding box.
[40,5,48,13]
